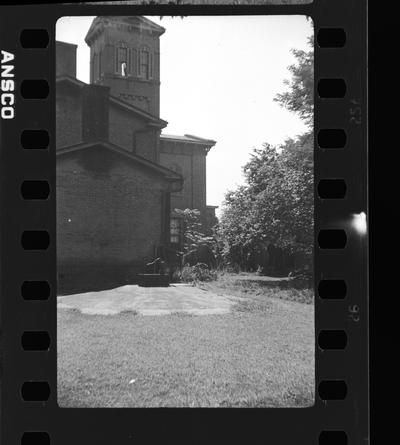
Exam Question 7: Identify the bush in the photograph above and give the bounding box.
[180,263,217,283]
[288,268,313,289]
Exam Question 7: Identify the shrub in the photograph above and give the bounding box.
[119,309,138,316]
[288,268,313,289]
[180,263,217,283]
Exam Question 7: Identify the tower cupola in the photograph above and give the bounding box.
[85,16,165,117]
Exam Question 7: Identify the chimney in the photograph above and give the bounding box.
[56,41,77,78]
[82,84,110,142]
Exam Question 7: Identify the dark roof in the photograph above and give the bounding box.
[56,40,77,49]
[56,74,168,128]
[85,16,165,46]
[160,133,216,146]
[57,140,183,185]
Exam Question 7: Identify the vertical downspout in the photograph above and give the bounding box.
[164,190,171,246]
[191,148,194,208]
[161,189,171,249]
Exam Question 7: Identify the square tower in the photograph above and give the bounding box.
[85,16,165,117]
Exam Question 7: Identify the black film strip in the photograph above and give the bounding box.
[0,1,368,444]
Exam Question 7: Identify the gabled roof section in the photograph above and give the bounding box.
[160,133,216,147]
[109,96,168,128]
[57,140,182,184]
[56,74,167,128]
[56,75,85,89]
[57,40,77,50]
[85,16,165,46]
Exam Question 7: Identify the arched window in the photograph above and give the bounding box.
[91,52,102,82]
[116,43,128,76]
[137,47,153,80]
[92,53,97,82]
[98,50,102,80]
[130,48,137,75]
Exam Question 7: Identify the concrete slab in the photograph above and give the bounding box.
[57,284,238,316]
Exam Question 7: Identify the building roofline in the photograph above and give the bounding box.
[109,96,168,128]
[56,74,168,128]
[56,40,78,49]
[160,133,216,147]
[184,134,217,145]
[85,16,165,46]
[57,140,183,184]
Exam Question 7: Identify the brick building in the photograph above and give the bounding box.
[56,16,216,293]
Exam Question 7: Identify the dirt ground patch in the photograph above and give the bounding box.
[58,283,239,316]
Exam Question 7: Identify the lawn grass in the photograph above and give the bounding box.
[58,281,314,408]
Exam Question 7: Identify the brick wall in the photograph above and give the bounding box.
[109,105,157,161]
[56,41,77,78]
[159,151,193,210]
[56,85,158,162]
[57,146,167,294]
[56,87,82,149]
[159,139,208,222]
[191,153,207,211]
[82,84,109,142]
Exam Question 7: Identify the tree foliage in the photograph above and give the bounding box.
[174,208,216,258]
[174,208,221,274]
[218,38,314,272]
[274,39,314,129]
[174,208,207,254]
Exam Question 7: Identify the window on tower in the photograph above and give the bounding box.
[138,48,153,80]
[92,53,97,82]
[98,51,102,80]
[116,45,128,76]
[130,48,137,75]
[139,49,149,79]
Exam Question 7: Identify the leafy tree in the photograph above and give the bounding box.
[219,38,314,273]
[174,208,214,258]
[244,140,313,253]
[217,186,255,268]
[219,140,313,264]
[274,38,314,129]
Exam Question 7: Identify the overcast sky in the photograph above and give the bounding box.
[56,15,313,211]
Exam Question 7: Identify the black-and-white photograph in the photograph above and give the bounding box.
[56,15,314,408]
